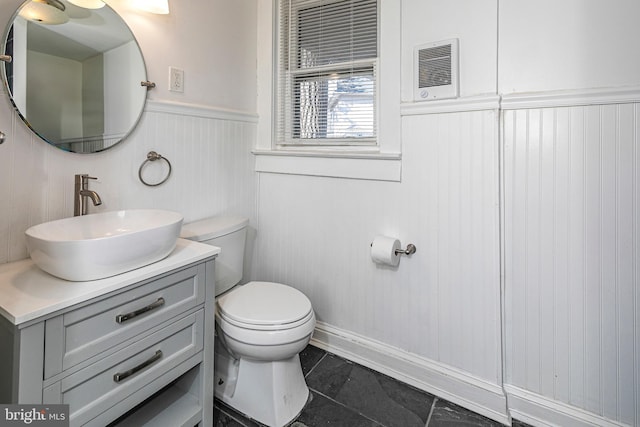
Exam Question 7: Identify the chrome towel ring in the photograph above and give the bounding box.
[138,151,172,187]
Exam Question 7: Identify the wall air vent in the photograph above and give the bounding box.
[414,38,459,102]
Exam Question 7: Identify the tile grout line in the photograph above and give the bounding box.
[303,352,328,378]
[216,399,268,427]
[306,388,386,426]
[306,350,438,427]
[303,353,377,426]
[217,406,258,427]
[424,397,438,426]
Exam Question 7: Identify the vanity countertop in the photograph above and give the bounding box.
[0,238,220,326]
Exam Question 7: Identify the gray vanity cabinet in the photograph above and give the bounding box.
[0,258,215,427]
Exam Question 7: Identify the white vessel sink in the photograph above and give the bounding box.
[25,209,183,281]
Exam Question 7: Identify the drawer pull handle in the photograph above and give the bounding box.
[116,297,165,323]
[113,350,163,383]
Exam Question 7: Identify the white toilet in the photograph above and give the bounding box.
[180,216,316,427]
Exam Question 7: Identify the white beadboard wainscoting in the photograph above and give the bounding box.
[255,90,639,426]
[254,106,507,422]
[0,100,257,265]
[503,94,640,427]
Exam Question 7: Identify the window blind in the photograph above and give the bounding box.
[277,0,378,145]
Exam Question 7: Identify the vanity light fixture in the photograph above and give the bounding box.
[19,0,69,25]
[132,0,169,14]
[67,0,106,9]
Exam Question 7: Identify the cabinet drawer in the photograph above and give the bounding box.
[43,310,204,427]
[45,264,205,377]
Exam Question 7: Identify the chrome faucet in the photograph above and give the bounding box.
[74,174,102,216]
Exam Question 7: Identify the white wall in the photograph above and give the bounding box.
[254,0,508,422]
[400,0,498,100]
[498,0,640,94]
[82,53,104,139]
[255,108,507,421]
[10,17,26,114]
[499,1,640,426]
[27,51,83,141]
[503,101,640,427]
[119,0,258,112]
[103,40,143,140]
[0,0,258,264]
[255,0,640,426]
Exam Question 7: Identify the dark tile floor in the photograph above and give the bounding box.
[214,345,531,427]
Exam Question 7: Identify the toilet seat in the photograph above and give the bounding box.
[217,281,313,331]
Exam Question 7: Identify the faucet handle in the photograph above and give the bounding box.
[75,174,98,191]
[79,175,98,184]
[75,173,98,180]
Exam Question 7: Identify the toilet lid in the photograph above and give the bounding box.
[217,281,312,327]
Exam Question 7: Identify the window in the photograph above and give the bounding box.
[277,0,378,146]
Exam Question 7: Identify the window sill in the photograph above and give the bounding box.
[253,149,402,182]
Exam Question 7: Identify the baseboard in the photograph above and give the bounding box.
[503,385,631,427]
[310,321,511,425]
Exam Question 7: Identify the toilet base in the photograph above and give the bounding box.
[215,343,309,427]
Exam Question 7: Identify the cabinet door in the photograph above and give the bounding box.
[45,264,205,377]
[43,310,204,427]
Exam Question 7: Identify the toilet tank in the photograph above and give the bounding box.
[181,216,249,296]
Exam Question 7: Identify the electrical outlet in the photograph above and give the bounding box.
[169,67,184,93]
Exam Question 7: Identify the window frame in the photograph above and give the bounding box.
[255,0,401,182]
[276,0,379,148]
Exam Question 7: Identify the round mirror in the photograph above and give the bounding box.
[1,0,148,153]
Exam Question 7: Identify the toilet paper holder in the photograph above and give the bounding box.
[370,241,417,256]
[395,244,417,256]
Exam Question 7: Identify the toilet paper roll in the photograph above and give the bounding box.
[371,235,401,267]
